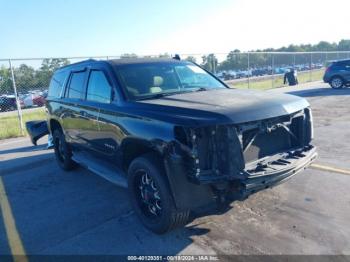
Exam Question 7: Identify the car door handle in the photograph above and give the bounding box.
[79,111,89,119]
[80,111,88,116]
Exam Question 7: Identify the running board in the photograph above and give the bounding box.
[72,151,128,188]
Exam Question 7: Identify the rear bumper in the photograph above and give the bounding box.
[25,120,49,146]
[238,145,317,198]
[323,73,330,83]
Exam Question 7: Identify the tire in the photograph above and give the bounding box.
[127,153,189,234]
[52,129,76,171]
[330,76,344,89]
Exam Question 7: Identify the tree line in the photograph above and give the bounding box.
[0,59,69,94]
[197,40,350,72]
[1,40,349,94]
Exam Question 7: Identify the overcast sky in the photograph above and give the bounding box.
[0,0,349,59]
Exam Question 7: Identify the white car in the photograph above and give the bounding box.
[20,94,34,108]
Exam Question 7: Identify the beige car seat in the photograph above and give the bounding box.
[149,76,163,93]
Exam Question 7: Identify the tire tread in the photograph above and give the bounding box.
[128,152,189,234]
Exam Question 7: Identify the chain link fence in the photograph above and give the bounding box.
[1,51,350,139]
[181,51,350,89]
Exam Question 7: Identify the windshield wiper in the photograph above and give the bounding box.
[136,93,166,100]
[136,88,208,101]
[136,91,185,101]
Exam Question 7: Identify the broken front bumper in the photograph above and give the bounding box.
[239,145,317,198]
[189,145,317,198]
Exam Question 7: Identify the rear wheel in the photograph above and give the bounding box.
[127,153,189,234]
[53,129,76,171]
[330,76,344,89]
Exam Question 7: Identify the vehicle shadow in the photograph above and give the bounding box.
[0,144,47,155]
[288,87,350,98]
[0,153,215,255]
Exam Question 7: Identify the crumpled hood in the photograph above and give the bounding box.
[135,88,309,125]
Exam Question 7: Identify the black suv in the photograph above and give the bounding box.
[0,96,17,112]
[323,59,350,88]
[46,58,317,233]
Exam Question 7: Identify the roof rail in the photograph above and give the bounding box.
[58,58,98,70]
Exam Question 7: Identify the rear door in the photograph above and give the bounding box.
[61,69,93,147]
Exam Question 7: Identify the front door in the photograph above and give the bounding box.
[84,66,118,158]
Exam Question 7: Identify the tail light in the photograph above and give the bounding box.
[325,66,331,73]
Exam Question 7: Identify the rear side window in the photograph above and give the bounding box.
[86,70,112,103]
[48,71,69,98]
[67,71,87,99]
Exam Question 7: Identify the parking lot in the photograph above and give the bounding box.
[0,82,349,256]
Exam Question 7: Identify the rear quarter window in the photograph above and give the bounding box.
[48,71,69,98]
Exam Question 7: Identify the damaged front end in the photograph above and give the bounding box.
[173,107,317,200]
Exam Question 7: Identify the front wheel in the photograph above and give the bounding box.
[330,77,344,89]
[127,153,189,234]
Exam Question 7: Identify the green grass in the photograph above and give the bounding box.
[0,108,46,140]
[229,69,324,90]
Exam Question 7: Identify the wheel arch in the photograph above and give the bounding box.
[49,119,62,134]
[120,137,165,172]
[330,75,345,82]
[121,138,180,205]
[121,137,215,211]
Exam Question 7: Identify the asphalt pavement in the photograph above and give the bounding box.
[0,82,349,257]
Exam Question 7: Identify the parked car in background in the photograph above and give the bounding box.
[221,71,237,80]
[42,90,48,98]
[19,91,47,108]
[323,59,350,89]
[0,95,17,112]
[33,94,46,107]
[20,94,34,108]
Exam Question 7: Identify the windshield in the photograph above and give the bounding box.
[115,62,226,100]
